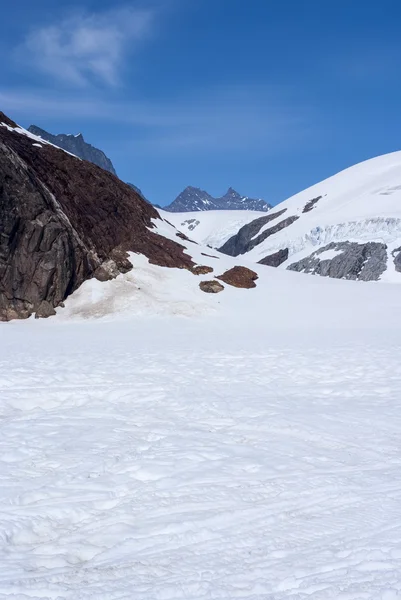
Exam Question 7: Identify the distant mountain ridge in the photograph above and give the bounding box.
[28,125,117,175]
[164,186,272,213]
[27,127,270,214]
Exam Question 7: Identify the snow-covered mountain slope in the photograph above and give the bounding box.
[162,208,267,248]
[218,151,401,282]
[164,186,271,212]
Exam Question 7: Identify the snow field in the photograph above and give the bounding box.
[1,306,401,599]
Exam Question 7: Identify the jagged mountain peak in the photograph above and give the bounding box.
[164,186,271,213]
[223,187,242,199]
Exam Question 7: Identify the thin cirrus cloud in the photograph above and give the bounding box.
[17,7,153,86]
[0,86,312,155]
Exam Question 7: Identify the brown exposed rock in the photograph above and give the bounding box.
[201,252,219,259]
[217,266,258,288]
[258,248,289,267]
[199,280,224,293]
[0,112,195,321]
[191,265,214,275]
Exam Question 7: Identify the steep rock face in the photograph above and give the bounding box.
[28,125,117,175]
[219,211,299,257]
[287,242,388,281]
[164,186,272,213]
[0,113,193,320]
[0,141,95,320]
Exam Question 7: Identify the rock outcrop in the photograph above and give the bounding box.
[287,241,388,281]
[0,113,193,320]
[217,266,258,289]
[302,196,322,213]
[258,248,289,267]
[218,209,297,257]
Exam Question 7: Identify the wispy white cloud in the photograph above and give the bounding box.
[17,7,153,86]
[0,85,314,155]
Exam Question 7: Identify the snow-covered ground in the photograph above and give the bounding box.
[1,255,401,599]
[165,153,401,279]
[237,152,401,267]
[162,209,266,248]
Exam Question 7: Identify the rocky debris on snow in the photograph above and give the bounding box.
[217,266,258,288]
[199,280,224,293]
[302,195,322,213]
[94,260,122,282]
[181,218,200,231]
[109,248,133,274]
[165,186,272,213]
[191,265,214,275]
[201,252,220,259]
[35,300,57,319]
[219,210,297,257]
[259,248,289,267]
[0,112,194,321]
[288,241,388,281]
[176,231,197,243]
[392,247,401,272]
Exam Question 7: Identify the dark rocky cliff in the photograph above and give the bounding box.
[0,113,193,321]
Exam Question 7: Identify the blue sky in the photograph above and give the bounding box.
[2,0,401,206]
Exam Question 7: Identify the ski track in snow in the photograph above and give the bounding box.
[1,320,401,600]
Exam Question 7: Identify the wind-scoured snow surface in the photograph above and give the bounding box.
[1,244,401,599]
